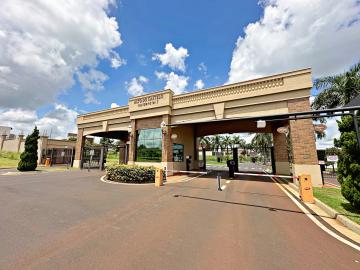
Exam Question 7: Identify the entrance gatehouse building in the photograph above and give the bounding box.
[74,68,323,186]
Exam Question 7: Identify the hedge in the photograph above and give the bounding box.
[106,164,155,184]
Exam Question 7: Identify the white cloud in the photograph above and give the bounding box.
[198,62,207,74]
[111,103,120,108]
[77,69,109,91]
[36,104,78,138]
[0,104,78,139]
[110,53,127,69]
[152,43,189,72]
[84,92,101,105]
[125,76,149,96]
[228,0,360,83]
[316,117,340,149]
[155,71,189,94]
[0,0,123,110]
[194,79,205,89]
[136,54,147,66]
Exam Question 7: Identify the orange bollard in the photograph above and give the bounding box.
[155,168,164,187]
[45,158,51,167]
[299,174,314,203]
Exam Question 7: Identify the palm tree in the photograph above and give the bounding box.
[210,135,224,153]
[232,135,246,149]
[199,136,210,149]
[223,135,232,154]
[312,62,360,110]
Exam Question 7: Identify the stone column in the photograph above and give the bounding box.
[73,128,85,168]
[161,115,173,172]
[0,134,6,151]
[37,136,48,164]
[17,134,24,152]
[288,98,322,186]
[118,141,126,164]
[128,119,136,164]
[272,130,291,175]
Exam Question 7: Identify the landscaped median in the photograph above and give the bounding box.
[106,164,156,184]
[313,187,360,226]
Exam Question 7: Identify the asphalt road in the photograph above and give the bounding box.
[0,170,359,270]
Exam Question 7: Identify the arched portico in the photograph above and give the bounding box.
[75,68,322,186]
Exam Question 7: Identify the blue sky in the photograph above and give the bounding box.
[1,0,360,147]
[57,0,262,113]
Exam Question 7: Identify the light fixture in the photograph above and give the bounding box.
[277,126,289,134]
[256,120,266,128]
[171,133,178,140]
[127,124,132,137]
[160,121,167,134]
[314,124,327,133]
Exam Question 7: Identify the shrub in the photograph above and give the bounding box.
[106,164,155,183]
[17,127,39,171]
[335,116,360,209]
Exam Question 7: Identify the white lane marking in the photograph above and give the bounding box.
[270,176,360,252]
[226,180,231,184]
[221,185,227,190]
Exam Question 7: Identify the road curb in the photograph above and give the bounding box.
[100,175,154,186]
[280,177,360,236]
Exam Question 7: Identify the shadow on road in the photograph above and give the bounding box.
[173,194,329,218]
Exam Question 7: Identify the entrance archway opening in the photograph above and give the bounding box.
[197,132,277,177]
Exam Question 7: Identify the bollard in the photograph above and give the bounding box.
[217,173,222,191]
[155,168,164,187]
[299,174,314,203]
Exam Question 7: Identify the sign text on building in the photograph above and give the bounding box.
[134,94,164,107]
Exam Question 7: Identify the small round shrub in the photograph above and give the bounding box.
[106,164,155,184]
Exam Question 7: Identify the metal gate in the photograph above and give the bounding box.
[41,147,75,166]
[81,146,106,170]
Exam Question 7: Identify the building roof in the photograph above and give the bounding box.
[343,95,360,108]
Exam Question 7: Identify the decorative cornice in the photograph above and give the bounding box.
[173,78,284,105]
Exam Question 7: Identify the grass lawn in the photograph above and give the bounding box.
[313,187,360,225]
[0,151,20,168]
[105,152,119,166]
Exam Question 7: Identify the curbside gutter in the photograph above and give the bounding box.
[314,197,360,235]
[281,177,360,236]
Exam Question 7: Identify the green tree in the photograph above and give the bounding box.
[17,126,40,171]
[210,135,224,153]
[312,62,360,208]
[223,135,232,154]
[334,116,360,209]
[232,135,246,149]
[199,136,210,149]
[312,62,360,110]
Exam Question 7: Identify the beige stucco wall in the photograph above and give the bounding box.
[77,68,313,137]
[2,139,22,152]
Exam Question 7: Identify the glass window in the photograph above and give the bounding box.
[136,128,162,162]
[173,144,184,162]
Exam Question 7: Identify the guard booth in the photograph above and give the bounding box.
[81,146,107,170]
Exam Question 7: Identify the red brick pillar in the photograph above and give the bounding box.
[161,115,173,172]
[128,119,136,164]
[73,128,85,168]
[272,130,290,175]
[288,98,322,186]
